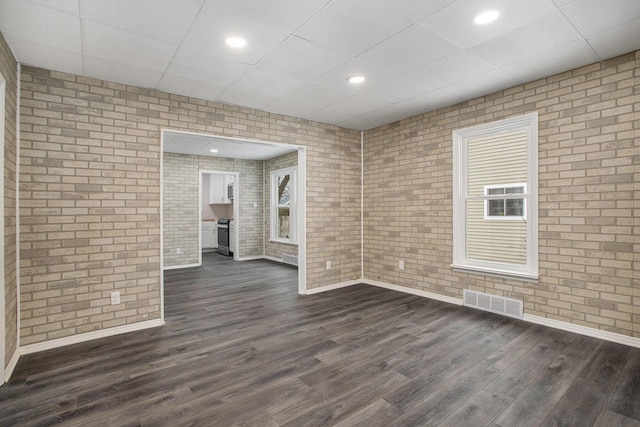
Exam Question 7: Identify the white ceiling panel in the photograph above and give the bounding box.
[316,59,399,94]
[256,36,349,81]
[502,39,599,83]
[587,17,640,59]
[560,0,640,36]
[408,51,494,89]
[365,76,434,104]
[157,74,226,101]
[83,21,176,72]
[0,0,81,53]
[2,0,640,130]
[421,0,557,48]
[230,68,307,98]
[26,0,80,15]
[358,25,458,74]
[304,95,389,125]
[264,82,352,118]
[470,12,581,67]
[80,0,203,45]
[165,47,251,86]
[84,56,163,89]
[5,37,83,75]
[295,0,412,56]
[182,5,288,65]
[206,0,329,33]
[374,0,456,23]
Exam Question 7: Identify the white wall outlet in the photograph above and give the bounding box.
[253,202,258,208]
[399,260,405,270]
[326,261,331,270]
[176,248,181,255]
[110,291,120,305]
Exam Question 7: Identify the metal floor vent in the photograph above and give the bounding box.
[282,254,298,266]
[463,290,523,319]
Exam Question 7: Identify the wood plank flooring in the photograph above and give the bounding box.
[1,252,639,426]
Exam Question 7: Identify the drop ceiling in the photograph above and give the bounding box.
[1,0,639,130]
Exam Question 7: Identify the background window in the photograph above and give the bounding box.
[452,113,538,279]
[270,167,297,243]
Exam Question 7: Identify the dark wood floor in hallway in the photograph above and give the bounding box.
[1,253,639,426]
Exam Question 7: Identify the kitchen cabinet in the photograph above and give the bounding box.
[201,222,217,249]
[209,174,235,204]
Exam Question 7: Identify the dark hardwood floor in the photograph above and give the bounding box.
[1,253,639,426]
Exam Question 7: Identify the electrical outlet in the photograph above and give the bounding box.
[176,248,181,255]
[326,261,331,270]
[253,202,258,208]
[111,291,120,305]
[399,260,405,270]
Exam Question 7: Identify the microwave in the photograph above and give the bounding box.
[227,183,234,201]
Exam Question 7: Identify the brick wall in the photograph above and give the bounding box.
[364,51,639,338]
[264,151,298,261]
[0,33,18,366]
[19,66,361,345]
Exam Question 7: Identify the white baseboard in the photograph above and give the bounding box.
[163,262,200,270]
[523,314,640,349]
[362,278,464,306]
[305,279,359,295]
[20,319,164,356]
[239,255,273,262]
[3,348,20,384]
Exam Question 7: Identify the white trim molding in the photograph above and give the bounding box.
[523,314,640,349]
[305,280,360,295]
[163,263,201,271]
[3,349,19,384]
[362,279,464,306]
[20,319,164,356]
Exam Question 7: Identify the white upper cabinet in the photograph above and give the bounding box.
[208,173,235,204]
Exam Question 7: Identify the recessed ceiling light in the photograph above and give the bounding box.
[347,75,365,84]
[210,149,219,153]
[225,37,246,48]
[473,10,500,25]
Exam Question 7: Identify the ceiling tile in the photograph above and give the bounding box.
[182,5,288,65]
[157,73,225,100]
[561,0,640,36]
[421,0,557,48]
[303,95,389,125]
[84,56,162,88]
[264,82,352,118]
[0,0,81,53]
[83,21,176,72]
[166,47,251,86]
[470,12,581,67]
[395,89,465,115]
[587,17,640,59]
[80,0,203,45]
[359,25,458,74]
[441,68,521,100]
[295,0,412,56]
[231,68,308,98]
[206,0,329,33]
[5,37,83,75]
[215,86,278,110]
[374,0,456,23]
[27,0,79,14]
[256,36,350,80]
[408,51,494,88]
[502,39,599,82]
[315,59,400,94]
[337,102,424,130]
[365,76,434,104]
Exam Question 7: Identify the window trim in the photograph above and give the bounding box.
[452,112,538,280]
[483,183,527,221]
[270,166,297,244]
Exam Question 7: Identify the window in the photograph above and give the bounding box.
[452,113,538,279]
[484,183,526,220]
[270,166,297,243]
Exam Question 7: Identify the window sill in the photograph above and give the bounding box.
[451,264,538,283]
[270,239,298,246]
